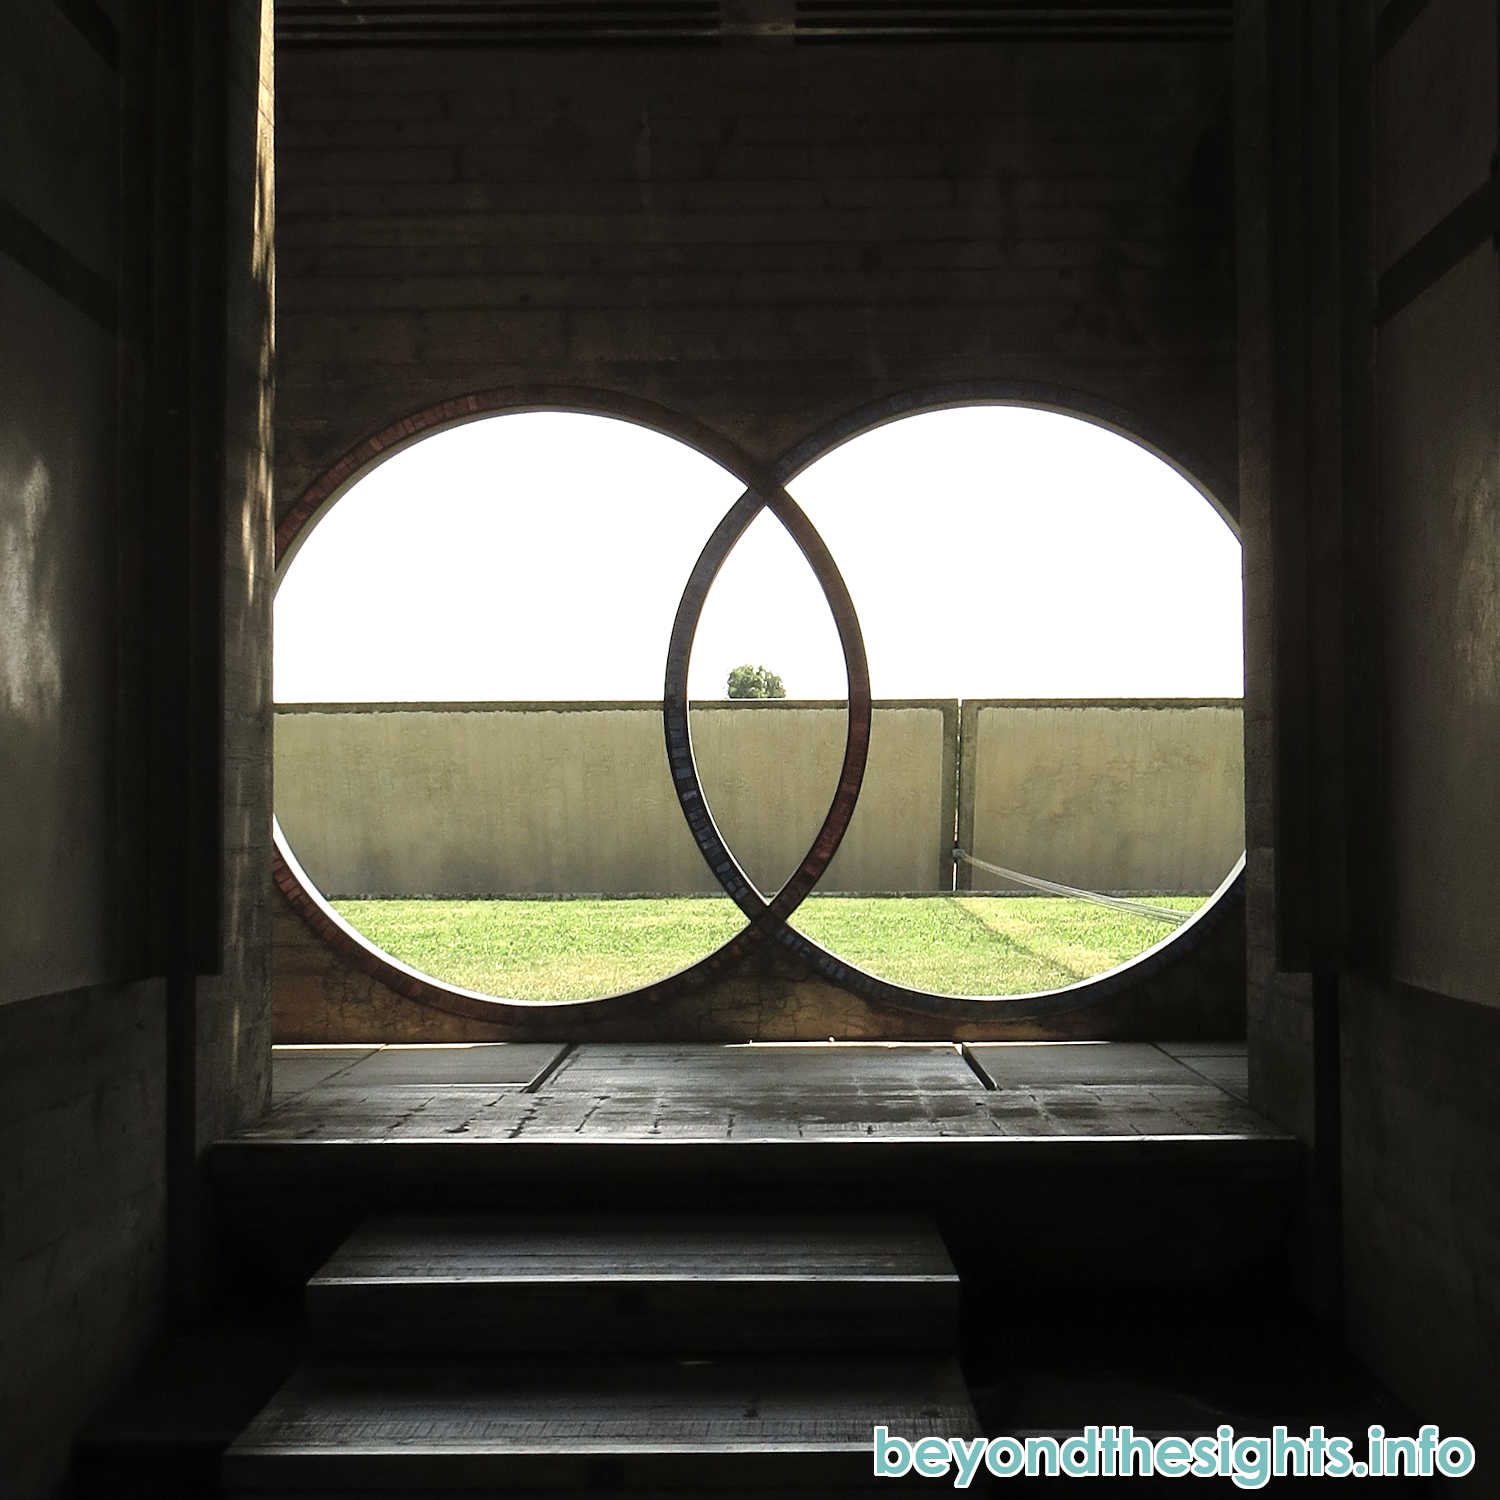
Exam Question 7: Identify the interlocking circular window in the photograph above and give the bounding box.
[274,393,1244,1014]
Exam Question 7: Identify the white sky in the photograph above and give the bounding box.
[273,407,1243,703]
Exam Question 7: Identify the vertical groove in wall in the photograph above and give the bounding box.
[1236,0,1319,1141]
[164,970,200,1321]
[1267,0,1315,974]
[955,700,978,893]
[1340,0,1384,977]
[187,0,230,974]
[1310,970,1343,1314]
[941,698,959,892]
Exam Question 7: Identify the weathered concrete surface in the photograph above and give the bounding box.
[0,9,162,1495]
[694,701,956,896]
[273,701,954,897]
[274,698,1241,900]
[0,133,119,1002]
[1341,976,1500,1465]
[193,0,277,1157]
[216,1040,1294,1313]
[962,700,1244,895]
[0,4,274,1495]
[1238,0,1500,1464]
[1373,0,1495,273]
[270,695,1244,1040]
[1324,0,1500,1460]
[270,19,1236,1010]
[0,984,168,1500]
[245,1039,1272,1143]
[0,0,118,282]
[1380,244,1500,1008]
[0,260,119,1002]
[275,39,1237,510]
[270,28,1242,1050]
[1235,0,1319,1154]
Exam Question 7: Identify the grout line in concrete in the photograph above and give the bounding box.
[525,1042,576,1094]
[957,1043,996,1091]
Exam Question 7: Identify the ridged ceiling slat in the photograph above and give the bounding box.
[275,0,1230,46]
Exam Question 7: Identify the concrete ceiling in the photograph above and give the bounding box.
[275,0,1232,48]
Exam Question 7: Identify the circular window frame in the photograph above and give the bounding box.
[272,382,1246,1028]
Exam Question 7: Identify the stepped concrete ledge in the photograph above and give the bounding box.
[210,1042,1295,1294]
[226,1040,1274,1146]
[306,1213,960,1354]
[222,1356,978,1495]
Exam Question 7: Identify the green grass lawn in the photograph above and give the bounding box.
[332,896,745,1001]
[332,893,1207,1002]
[795,894,1204,996]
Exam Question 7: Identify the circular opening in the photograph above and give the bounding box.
[274,409,756,1001]
[775,403,1243,997]
[274,397,1243,1012]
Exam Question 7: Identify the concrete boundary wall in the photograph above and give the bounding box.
[959,699,1245,895]
[276,698,1241,899]
[274,700,957,898]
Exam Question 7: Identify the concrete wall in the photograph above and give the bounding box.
[194,0,277,1161]
[275,698,1241,900]
[270,23,1244,1033]
[0,8,165,1493]
[691,701,955,895]
[961,700,1244,894]
[0,984,167,1500]
[270,23,1242,1039]
[1238,0,1500,1460]
[275,37,1237,509]
[1341,975,1500,1454]
[1378,128,1499,1003]
[274,701,957,897]
[0,0,123,1006]
[1344,0,1500,1455]
[0,3,274,1495]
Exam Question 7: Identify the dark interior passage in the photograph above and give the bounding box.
[3,0,1497,1494]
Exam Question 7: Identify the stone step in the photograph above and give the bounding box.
[306,1213,960,1354]
[223,1355,977,1494]
[212,1133,1301,1297]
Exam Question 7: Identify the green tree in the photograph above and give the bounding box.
[726,663,786,699]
